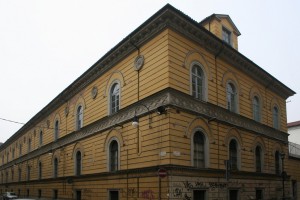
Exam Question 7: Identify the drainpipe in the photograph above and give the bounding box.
[215,43,224,199]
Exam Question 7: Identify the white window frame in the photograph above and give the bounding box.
[253,96,261,122]
[107,137,120,172]
[190,62,207,101]
[76,105,84,130]
[228,139,241,171]
[53,157,59,178]
[109,80,121,115]
[54,120,59,141]
[255,145,264,173]
[75,150,82,176]
[191,129,209,168]
[222,26,232,46]
[226,81,238,113]
[39,130,43,146]
[273,106,280,129]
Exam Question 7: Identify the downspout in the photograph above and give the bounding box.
[215,43,224,199]
[129,37,140,200]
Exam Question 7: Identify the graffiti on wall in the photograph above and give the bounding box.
[141,189,155,200]
[171,180,228,200]
[122,188,137,197]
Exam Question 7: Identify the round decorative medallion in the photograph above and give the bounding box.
[91,86,98,99]
[134,55,144,71]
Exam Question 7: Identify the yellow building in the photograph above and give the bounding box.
[0,4,297,200]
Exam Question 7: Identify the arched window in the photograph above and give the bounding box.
[227,83,237,112]
[109,140,119,171]
[38,162,42,180]
[273,106,279,129]
[255,146,262,172]
[53,158,58,178]
[11,169,14,182]
[191,64,205,100]
[76,105,83,130]
[54,120,59,141]
[253,96,261,122]
[275,151,281,175]
[18,168,21,181]
[6,171,8,183]
[19,144,22,156]
[39,131,43,146]
[110,83,120,114]
[193,131,205,168]
[75,151,82,176]
[27,166,30,181]
[229,139,238,171]
[28,138,31,152]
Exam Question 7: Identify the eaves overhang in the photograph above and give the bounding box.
[1,4,295,149]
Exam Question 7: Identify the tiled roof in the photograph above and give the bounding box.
[288,120,300,128]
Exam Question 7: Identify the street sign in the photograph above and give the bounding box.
[158,168,167,178]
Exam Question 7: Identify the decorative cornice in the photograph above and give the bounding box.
[1,88,288,171]
[166,89,288,142]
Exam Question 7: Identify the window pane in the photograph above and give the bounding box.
[253,96,260,121]
[76,151,81,175]
[229,140,238,170]
[222,28,231,45]
[227,83,236,112]
[77,106,83,129]
[110,141,118,171]
[194,131,205,168]
[54,158,58,178]
[39,131,43,146]
[55,121,59,140]
[229,190,238,200]
[193,190,205,200]
[110,191,119,200]
[256,189,263,200]
[255,146,262,172]
[111,83,120,114]
[191,65,204,100]
[275,151,280,175]
[273,107,279,129]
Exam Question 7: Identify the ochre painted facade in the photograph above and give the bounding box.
[0,4,297,200]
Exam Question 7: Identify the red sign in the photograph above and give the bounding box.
[158,168,167,178]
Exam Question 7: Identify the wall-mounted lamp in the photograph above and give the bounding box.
[156,106,166,115]
[132,116,139,128]
[48,150,53,156]
[132,104,151,128]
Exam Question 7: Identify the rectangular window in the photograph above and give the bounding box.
[222,27,231,45]
[76,190,81,200]
[193,190,206,200]
[26,189,29,197]
[229,189,238,200]
[53,189,58,199]
[38,189,42,198]
[109,190,119,200]
[19,144,22,156]
[18,169,21,181]
[256,189,263,200]
[28,139,31,152]
[292,180,297,199]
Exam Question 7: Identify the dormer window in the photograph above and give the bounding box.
[222,27,231,45]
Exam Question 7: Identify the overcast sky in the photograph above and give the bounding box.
[0,0,299,143]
